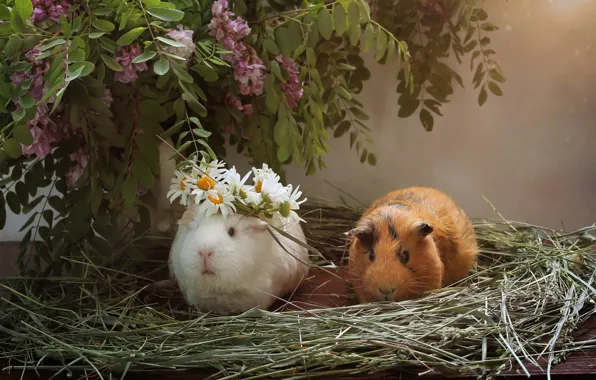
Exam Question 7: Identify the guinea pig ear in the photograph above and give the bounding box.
[415,221,434,237]
[346,223,374,249]
[177,206,199,230]
[240,215,269,234]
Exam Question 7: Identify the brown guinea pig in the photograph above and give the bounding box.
[347,186,479,303]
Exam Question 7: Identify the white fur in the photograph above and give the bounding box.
[169,205,311,315]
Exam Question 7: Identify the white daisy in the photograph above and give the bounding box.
[286,184,307,210]
[260,177,290,207]
[241,185,263,207]
[192,158,227,181]
[196,183,236,218]
[167,170,194,206]
[252,163,280,193]
[223,166,252,196]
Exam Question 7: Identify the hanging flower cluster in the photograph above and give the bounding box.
[208,0,266,96]
[32,0,73,24]
[167,159,306,229]
[164,24,196,60]
[275,55,303,109]
[10,46,70,159]
[114,44,149,84]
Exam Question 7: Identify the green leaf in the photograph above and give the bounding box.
[156,36,185,47]
[39,38,66,51]
[419,109,434,131]
[182,93,207,116]
[489,68,506,83]
[274,26,292,57]
[375,29,388,62]
[367,152,377,166]
[15,182,28,206]
[488,81,502,96]
[13,124,33,145]
[147,7,184,22]
[270,60,285,82]
[132,51,157,63]
[306,47,316,67]
[273,118,290,146]
[123,176,138,205]
[48,195,66,215]
[0,5,11,21]
[153,58,170,75]
[89,32,105,39]
[333,4,347,36]
[132,159,154,189]
[347,2,360,25]
[364,23,375,52]
[19,93,35,109]
[116,27,146,46]
[68,48,85,63]
[92,19,116,32]
[100,54,123,71]
[349,22,361,46]
[4,138,22,158]
[397,99,420,118]
[478,87,488,106]
[136,133,159,160]
[15,0,33,21]
[6,192,21,214]
[42,209,53,226]
[263,39,280,55]
[349,107,370,120]
[360,148,368,163]
[317,8,333,40]
[4,36,23,56]
[333,120,351,138]
[277,143,292,163]
[10,11,24,34]
[305,14,319,48]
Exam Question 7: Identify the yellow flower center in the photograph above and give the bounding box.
[179,180,186,190]
[197,176,216,191]
[255,180,263,193]
[208,193,224,205]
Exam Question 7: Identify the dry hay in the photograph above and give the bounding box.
[1,200,596,379]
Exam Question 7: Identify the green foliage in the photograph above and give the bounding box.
[0,0,505,274]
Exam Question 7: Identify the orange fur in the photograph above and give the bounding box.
[347,186,479,303]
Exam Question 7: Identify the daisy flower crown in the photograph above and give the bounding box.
[167,156,306,229]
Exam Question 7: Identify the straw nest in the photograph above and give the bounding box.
[1,200,596,380]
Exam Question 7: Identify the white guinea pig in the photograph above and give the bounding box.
[168,204,311,315]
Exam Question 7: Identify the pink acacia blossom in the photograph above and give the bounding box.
[66,148,89,187]
[165,24,195,60]
[21,126,52,157]
[208,0,266,96]
[32,0,72,24]
[225,93,253,117]
[114,44,148,84]
[275,55,303,109]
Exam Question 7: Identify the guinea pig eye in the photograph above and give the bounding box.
[401,250,410,264]
[228,227,235,237]
[368,250,376,262]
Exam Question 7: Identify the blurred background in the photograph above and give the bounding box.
[2,0,595,256]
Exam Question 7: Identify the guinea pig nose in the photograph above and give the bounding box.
[378,287,395,295]
[199,250,214,258]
